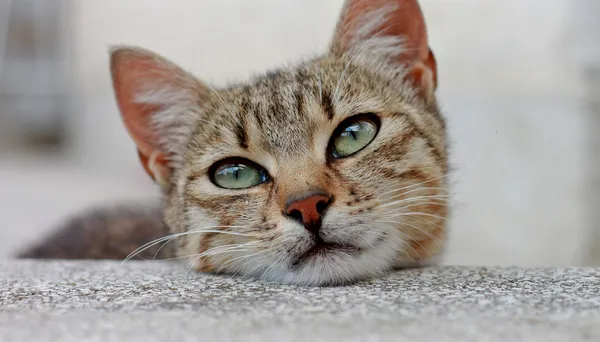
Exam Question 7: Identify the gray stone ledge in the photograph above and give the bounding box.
[1,261,599,341]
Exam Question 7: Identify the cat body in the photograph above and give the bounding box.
[18,0,449,286]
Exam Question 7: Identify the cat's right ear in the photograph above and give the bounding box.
[110,46,206,189]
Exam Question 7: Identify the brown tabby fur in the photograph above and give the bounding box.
[18,0,449,286]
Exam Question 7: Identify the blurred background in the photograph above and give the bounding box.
[0,0,598,267]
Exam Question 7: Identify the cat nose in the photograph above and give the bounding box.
[285,193,333,233]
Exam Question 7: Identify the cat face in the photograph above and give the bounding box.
[110,0,448,285]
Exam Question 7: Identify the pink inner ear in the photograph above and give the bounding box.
[110,51,170,180]
[335,0,437,89]
[341,0,430,63]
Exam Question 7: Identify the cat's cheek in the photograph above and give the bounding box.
[320,210,383,248]
[391,221,447,268]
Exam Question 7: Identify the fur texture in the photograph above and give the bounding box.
[18,0,449,286]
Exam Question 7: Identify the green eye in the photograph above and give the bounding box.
[211,159,269,189]
[331,115,379,158]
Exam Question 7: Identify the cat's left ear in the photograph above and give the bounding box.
[330,0,437,101]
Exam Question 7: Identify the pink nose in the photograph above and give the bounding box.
[285,193,332,233]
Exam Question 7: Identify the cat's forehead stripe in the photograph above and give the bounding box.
[231,70,316,157]
[320,91,335,120]
[234,111,249,149]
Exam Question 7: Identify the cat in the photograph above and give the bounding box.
[17,0,449,286]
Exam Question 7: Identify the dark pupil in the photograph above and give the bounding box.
[221,165,243,179]
[233,167,240,179]
[344,124,360,140]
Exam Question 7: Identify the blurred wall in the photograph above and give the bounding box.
[0,0,69,149]
[3,0,597,266]
[571,0,600,265]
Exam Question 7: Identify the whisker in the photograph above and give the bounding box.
[400,239,420,259]
[377,219,443,245]
[382,193,451,204]
[372,186,447,201]
[377,195,450,209]
[377,226,421,258]
[145,244,254,262]
[380,187,449,201]
[186,254,203,277]
[399,231,428,256]
[121,226,252,264]
[184,244,253,277]
[240,258,268,279]
[381,174,448,195]
[231,252,270,279]
[152,239,175,261]
[395,242,415,262]
[200,242,256,257]
[215,252,259,274]
[215,244,267,273]
[185,244,257,275]
[381,201,448,215]
[354,174,449,202]
[383,211,448,222]
[259,248,287,279]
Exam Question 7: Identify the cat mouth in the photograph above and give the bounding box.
[290,240,362,269]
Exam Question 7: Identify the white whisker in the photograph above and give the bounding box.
[390,174,448,192]
[152,239,174,261]
[381,201,448,215]
[378,194,450,209]
[146,243,254,262]
[384,211,448,222]
[355,174,449,201]
[216,253,259,274]
[186,243,257,275]
[377,219,442,246]
[395,242,415,262]
[380,186,449,200]
[121,226,252,264]
[259,249,287,279]
[185,244,253,277]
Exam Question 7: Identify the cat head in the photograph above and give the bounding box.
[109,0,448,286]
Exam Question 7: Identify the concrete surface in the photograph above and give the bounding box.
[1,261,599,341]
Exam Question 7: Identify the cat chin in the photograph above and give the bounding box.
[237,238,399,286]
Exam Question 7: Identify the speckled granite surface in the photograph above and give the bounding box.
[1,261,599,341]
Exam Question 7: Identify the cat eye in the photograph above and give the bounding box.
[330,114,379,158]
[210,158,269,189]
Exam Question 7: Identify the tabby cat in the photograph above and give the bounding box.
[18,0,449,286]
